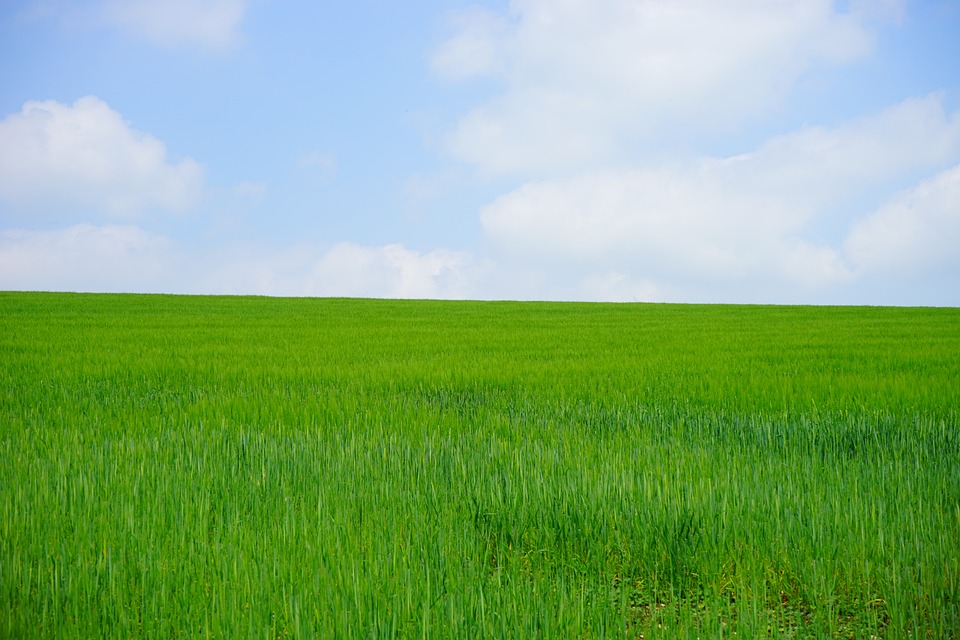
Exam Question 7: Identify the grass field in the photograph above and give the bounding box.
[1,292,958,638]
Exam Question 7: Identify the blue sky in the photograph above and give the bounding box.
[1,0,959,304]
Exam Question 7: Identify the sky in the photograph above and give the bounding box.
[1,0,959,305]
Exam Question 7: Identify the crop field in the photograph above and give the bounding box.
[1,292,958,638]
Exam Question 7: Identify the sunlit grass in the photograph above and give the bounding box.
[1,292,958,638]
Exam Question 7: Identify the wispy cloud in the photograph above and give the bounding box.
[845,164,960,279]
[98,0,249,51]
[19,0,250,51]
[0,225,476,299]
[297,151,337,183]
[0,224,178,293]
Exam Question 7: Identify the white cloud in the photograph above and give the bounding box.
[431,6,509,81]
[306,243,472,299]
[17,0,248,51]
[99,0,248,51]
[427,0,960,304]
[0,224,178,292]
[233,181,268,200]
[435,0,900,176]
[479,95,960,297]
[0,96,204,219]
[297,151,337,183]
[845,164,960,278]
[736,94,960,203]
[480,167,835,287]
[201,243,473,299]
[0,224,476,299]
[555,271,664,303]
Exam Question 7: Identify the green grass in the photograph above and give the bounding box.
[1,292,958,638]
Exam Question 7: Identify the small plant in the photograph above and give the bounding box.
[1,292,957,638]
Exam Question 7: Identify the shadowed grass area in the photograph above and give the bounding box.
[1,292,958,638]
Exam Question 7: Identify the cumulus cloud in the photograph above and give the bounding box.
[479,95,960,296]
[99,0,248,51]
[434,0,900,175]
[426,0,960,303]
[480,167,847,290]
[0,96,204,219]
